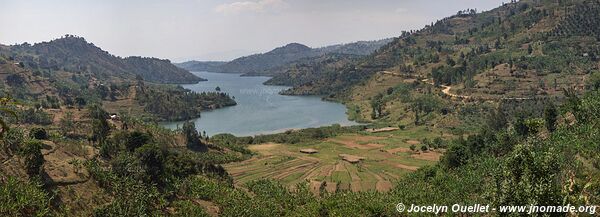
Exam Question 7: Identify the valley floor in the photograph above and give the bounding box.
[224,126,447,192]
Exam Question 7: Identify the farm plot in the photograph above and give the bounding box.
[224,133,443,193]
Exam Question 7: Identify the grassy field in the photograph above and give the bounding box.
[224,127,445,193]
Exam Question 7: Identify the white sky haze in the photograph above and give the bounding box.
[0,0,505,62]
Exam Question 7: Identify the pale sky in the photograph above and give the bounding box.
[0,0,505,62]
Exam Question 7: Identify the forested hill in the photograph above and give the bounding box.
[6,35,204,84]
[177,38,392,75]
[174,61,226,72]
[276,0,600,98]
[207,43,316,74]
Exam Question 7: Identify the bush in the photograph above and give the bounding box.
[125,131,151,152]
[1,128,25,155]
[171,201,210,217]
[29,128,48,140]
[0,176,51,216]
[20,109,53,125]
[20,140,44,179]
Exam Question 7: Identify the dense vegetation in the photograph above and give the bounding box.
[135,83,236,121]
[3,35,204,84]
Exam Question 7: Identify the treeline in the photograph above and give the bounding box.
[3,35,204,84]
[210,124,365,147]
[136,84,236,121]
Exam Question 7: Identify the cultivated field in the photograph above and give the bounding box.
[224,128,444,193]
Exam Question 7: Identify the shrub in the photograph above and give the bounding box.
[20,140,44,179]
[29,128,48,140]
[125,131,151,152]
[0,176,51,216]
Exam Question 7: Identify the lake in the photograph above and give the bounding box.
[162,71,357,136]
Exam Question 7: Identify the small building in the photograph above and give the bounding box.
[339,154,365,164]
[300,149,318,154]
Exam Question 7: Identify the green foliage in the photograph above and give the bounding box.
[125,131,151,152]
[588,71,600,90]
[543,103,558,132]
[491,143,562,207]
[58,111,75,136]
[182,121,206,152]
[1,128,24,155]
[171,200,209,217]
[136,85,236,121]
[88,104,110,143]
[251,124,362,144]
[29,127,48,140]
[20,140,44,179]
[0,176,51,217]
[19,108,52,125]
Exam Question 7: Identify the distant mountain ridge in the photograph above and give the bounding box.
[177,38,393,75]
[7,35,203,84]
[174,61,226,72]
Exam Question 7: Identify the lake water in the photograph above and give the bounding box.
[162,71,357,136]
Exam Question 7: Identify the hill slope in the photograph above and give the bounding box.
[177,38,392,75]
[6,35,203,84]
[277,0,600,99]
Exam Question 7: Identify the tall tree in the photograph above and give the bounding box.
[182,122,207,152]
[544,103,558,132]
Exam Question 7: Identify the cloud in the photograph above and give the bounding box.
[215,0,287,15]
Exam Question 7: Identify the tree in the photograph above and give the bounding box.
[29,127,48,140]
[126,131,152,152]
[420,145,428,152]
[88,104,110,144]
[410,144,417,152]
[59,111,75,135]
[544,103,558,132]
[182,122,207,152]
[587,71,600,90]
[135,144,166,184]
[0,97,17,138]
[21,140,44,179]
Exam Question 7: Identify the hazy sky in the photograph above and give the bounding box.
[0,0,505,62]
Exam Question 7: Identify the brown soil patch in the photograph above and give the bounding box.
[392,163,419,171]
[334,162,346,171]
[411,151,442,161]
[194,199,220,217]
[310,180,324,195]
[351,181,363,192]
[376,181,393,192]
[386,147,412,154]
[328,138,385,150]
[248,143,281,153]
[406,140,421,145]
[324,181,337,193]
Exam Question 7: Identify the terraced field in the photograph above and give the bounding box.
[224,128,445,193]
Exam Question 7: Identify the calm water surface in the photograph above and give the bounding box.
[162,71,357,136]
